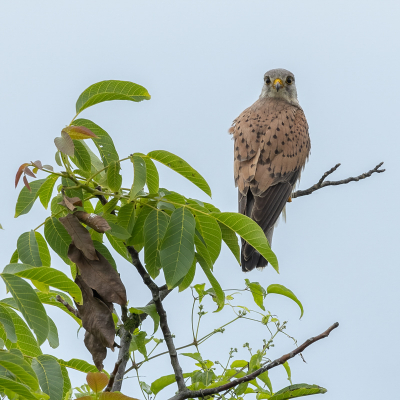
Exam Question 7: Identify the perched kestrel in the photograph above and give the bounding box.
[229,68,310,271]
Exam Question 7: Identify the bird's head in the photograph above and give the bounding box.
[260,68,299,105]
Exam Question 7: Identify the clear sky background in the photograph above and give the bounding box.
[1,1,399,399]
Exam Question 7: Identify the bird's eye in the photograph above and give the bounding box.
[265,77,271,85]
[286,76,294,84]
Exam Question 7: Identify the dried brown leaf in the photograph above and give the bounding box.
[60,214,98,260]
[74,211,111,233]
[15,163,30,187]
[62,125,99,140]
[23,176,31,191]
[58,195,83,211]
[76,274,115,350]
[86,372,109,393]
[84,331,107,371]
[68,244,127,306]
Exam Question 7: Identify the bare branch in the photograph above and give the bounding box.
[292,162,385,199]
[126,245,188,393]
[168,322,339,400]
[56,295,80,318]
[104,358,123,392]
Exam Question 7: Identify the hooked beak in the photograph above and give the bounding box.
[273,78,284,92]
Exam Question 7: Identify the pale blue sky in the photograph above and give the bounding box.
[1,1,399,399]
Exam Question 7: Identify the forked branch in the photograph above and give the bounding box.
[292,162,385,199]
[168,322,339,400]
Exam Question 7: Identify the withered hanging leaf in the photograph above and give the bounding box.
[58,195,83,211]
[15,163,30,187]
[60,214,98,261]
[23,176,31,191]
[23,167,36,178]
[74,211,111,233]
[75,275,115,350]
[68,244,126,305]
[32,160,43,170]
[84,331,107,371]
[62,125,99,140]
[54,131,75,157]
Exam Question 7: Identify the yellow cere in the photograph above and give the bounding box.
[273,78,284,87]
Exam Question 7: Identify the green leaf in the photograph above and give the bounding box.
[0,307,42,357]
[79,141,106,182]
[144,157,159,194]
[143,210,169,279]
[130,331,148,358]
[75,80,151,114]
[60,365,71,400]
[130,154,147,200]
[267,284,304,318]
[17,230,41,266]
[282,361,292,385]
[58,358,98,373]
[73,119,119,167]
[249,351,262,373]
[4,265,82,304]
[245,279,266,311]
[93,241,117,270]
[10,249,19,263]
[129,204,153,248]
[211,212,278,271]
[61,176,83,200]
[107,161,122,192]
[105,233,131,262]
[35,232,51,267]
[218,222,240,264]
[1,274,49,345]
[72,140,92,172]
[230,360,248,368]
[44,217,72,264]
[235,382,248,396]
[194,213,221,264]
[47,316,59,349]
[103,197,119,215]
[37,174,59,209]
[151,372,193,395]
[178,258,196,292]
[196,253,224,311]
[117,202,135,234]
[269,384,327,399]
[15,179,46,217]
[147,150,211,197]
[160,207,196,289]
[181,352,203,362]
[0,351,39,390]
[258,371,273,394]
[0,304,16,343]
[32,355,64,400]
[0,377,37,400]
[50,194,69,217]
[129,304,160,334]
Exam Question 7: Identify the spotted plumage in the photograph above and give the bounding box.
[229,69,310,271]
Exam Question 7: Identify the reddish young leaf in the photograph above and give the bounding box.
[23,167,36,178]
[62,125,99,140]
[75,274,115,350]
[15,163,30,187]
[74,211,111,233]
[54,131,75,157]
[68,244,127,305]
[100,393,140,400]
[23,175,31,191]
[32,160,43,170]
[86,372,109,393]
[43,164,54,171]
[84,331,107,372]
[60,214,98,261]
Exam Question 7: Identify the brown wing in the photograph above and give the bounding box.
[231,97,310,271]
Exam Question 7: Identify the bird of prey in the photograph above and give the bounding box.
[229,68,310,271]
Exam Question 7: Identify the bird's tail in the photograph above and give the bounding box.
[241,228,273,272]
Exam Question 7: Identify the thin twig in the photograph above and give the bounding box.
[126,245,188,394]
[167,322,339,400]
[104,358,124,392]
[292,162,385,199]
[56,295,80,318]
